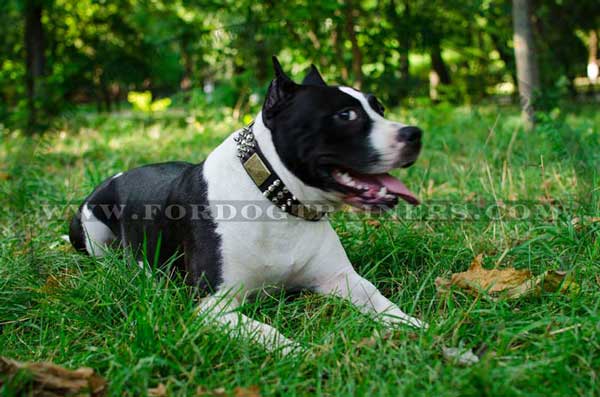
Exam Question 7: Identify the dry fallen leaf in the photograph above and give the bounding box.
[442,347,479,366]
[195,385,260,397]
[0,356,106,396]
[355,329,402,350]
[196,386,227,397]
[42,274,63,293]
[571,216,600,230]
[365,219,382,228]
[435,254,579,300]
[356,336,377,349]
[435,254,531,295]
[148,383,167,397]
[234,385,261,397]
[40,268,78,295]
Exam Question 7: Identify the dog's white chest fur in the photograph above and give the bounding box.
[203,115,346,292]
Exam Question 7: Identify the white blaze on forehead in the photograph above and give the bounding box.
[339,87,407,172]
[339,86,388,122]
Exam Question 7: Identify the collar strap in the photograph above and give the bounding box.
[235,122,325,221]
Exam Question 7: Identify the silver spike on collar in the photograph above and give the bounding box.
[234,124,256,159]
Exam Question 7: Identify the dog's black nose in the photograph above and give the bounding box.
[397,126,422,143]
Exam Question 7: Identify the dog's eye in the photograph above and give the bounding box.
[336,109,358,121]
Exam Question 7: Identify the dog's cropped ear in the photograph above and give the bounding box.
[302,64,327,87]
[272,56,293,83]
[263,56,299,124]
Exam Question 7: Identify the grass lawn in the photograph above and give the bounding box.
[0,103,599,396]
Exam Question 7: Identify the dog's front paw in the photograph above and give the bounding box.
[382,312,428,329]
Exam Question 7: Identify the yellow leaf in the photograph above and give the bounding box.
[150,98,172,112]
[242,114,254,125]
[127,90,152,112]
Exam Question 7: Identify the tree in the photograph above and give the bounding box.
[386,0,412,98]
[24,0,45,131]
[587,30,598,85]
[343,0,364,89]
[512,0,540,129]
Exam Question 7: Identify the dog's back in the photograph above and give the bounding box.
[69,161,193,260]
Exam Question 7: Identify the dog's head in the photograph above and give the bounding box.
[262,57,422,210]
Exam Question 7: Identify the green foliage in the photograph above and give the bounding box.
[0,0,598,130]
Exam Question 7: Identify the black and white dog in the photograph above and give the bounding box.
[69,57,425,353]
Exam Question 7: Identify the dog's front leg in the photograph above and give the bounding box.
[315,268,427,329]
[198,292,300,355]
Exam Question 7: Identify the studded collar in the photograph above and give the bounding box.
[234,122,325,221]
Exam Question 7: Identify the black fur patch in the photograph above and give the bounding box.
[70,162,223,292]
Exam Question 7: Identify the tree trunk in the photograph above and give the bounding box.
[25,0,45,131]
[430,41,451,85]
[399,36,410,89]
[429,40,450,102]
[588,30,598,86]
[590,30,598,65]
[102,83,112,113]
[344,0,363,89]
[331,24,349,81]
[179,35,193,94]
[512,0,540,129]
[387,0,411,97]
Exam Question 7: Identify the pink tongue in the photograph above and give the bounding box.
[374,173,420,205]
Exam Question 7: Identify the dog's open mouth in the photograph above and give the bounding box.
[332,169,420,209]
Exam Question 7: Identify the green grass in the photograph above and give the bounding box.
[1,103,599,396]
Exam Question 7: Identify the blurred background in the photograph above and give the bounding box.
[0,0,598,131]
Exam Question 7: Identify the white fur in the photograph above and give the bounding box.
[339,86,408,172]
[199,294,300,355]
[201,112,425,353]
[81,204,115,257]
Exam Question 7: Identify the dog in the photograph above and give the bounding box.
[69,57,425,354]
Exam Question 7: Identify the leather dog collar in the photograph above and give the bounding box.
[235,122,325,221]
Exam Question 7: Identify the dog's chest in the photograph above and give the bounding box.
[216,219,331,289]
[202,136,334,290]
